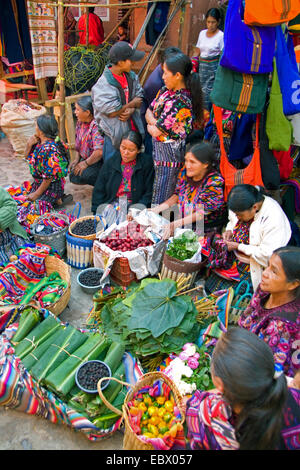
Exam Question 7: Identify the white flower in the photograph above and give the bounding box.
[181,365,193,378]
[183,345,196,357]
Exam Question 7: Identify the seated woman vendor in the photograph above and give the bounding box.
[185,327,300,450]
[223,185,291,292]
[69,96,104,186]
[150,142,227,238]
[0,187,28,266]
[25,114,69,207]
[91,131,154,224]
[239,246,300,379]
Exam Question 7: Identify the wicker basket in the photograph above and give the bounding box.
[69,215,105,241]
[45,255,71,316]
[31,212,70,257]
[160,253,206,290]
[97,371,185,451]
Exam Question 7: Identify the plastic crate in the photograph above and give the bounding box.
[110,257,137,287]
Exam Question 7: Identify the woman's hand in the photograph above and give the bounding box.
[222,230,233,241]
[70,157,80,172]
[162,222,175,240]
[224,240,239,252]
[27,192,38,202]
[27,134,39,148]
[73,160,88,176]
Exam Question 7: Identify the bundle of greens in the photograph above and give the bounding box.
[100,278,200,357]
[165,230,200,261]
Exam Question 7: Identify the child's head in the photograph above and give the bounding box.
[211,327,288,450]
[118,25,127,35]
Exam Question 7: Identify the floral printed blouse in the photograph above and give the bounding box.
[174,168,226,227]
[149,87,193,142]
[238,286,300,377]
[28,141,68,181]
[75,119,104,160]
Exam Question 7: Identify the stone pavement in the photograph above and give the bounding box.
[0,137,123,450]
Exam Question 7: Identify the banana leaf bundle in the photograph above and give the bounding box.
[21,328,65,371]
[30,325,88,383]
[44,333,110,398]
[11,307,42,345]
[14,315,62,360]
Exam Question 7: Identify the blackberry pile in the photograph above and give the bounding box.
[72,219,96,236]
[79,269,102,287]
[77,361,110,391]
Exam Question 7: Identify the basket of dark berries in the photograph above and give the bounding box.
[69,215,106,241]
[75,360,111,394]
[77,267,110,294]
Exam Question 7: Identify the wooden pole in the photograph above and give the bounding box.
[85,4,89,47]
[57,1,66,140]
[104,6,134,43]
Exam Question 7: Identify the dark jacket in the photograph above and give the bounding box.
[91,151,154,213]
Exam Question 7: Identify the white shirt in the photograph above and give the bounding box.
[226,196,291,291]
[196,29,224,59]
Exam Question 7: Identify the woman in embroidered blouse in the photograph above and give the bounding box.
[238,246,300,378]
[145,52,204,206]
[150,142,226,239]
[185,327,300,450]
[69,96,104,187]
[24,114,69,206]
[91,131,154,224]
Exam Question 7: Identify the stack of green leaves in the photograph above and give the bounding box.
[11,307,42,345]
[100,278,200,357]
[165,230,199,261]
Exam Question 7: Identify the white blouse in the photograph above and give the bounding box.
[196,29,224,59]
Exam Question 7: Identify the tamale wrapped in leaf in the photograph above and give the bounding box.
[21,328,65,371]
[44,334,110,397]
[14,315,61,360]
[30,325,88,383]
[11,308,42,345]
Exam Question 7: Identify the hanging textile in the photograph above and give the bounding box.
[26,1,58,79]
[0,0,32,63]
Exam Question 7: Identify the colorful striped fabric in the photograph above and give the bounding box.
[0,307,144,441]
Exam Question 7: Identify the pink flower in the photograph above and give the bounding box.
[187,357,199,370]
[179,351,189,361]
[183,343,194,350]
[193,353,200,360]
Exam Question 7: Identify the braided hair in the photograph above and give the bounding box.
[36,114,70,165]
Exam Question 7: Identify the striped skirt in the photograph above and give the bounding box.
[0,229,27,266]
[151,139,186,206]
[199,56,220,111]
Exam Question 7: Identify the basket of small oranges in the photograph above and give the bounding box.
[122,371,185,450]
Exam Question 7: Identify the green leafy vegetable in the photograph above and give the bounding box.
[166,230,199,261]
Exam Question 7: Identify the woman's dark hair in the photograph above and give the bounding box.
[36,114,70,164]
[164,52,204,123]
[188,142,218,170]
[273,246,300,298]
[121,130,143,151]
[76,96,94,116]
[205,7,221,22]
[212,327,288,450]
[227,184,266,212]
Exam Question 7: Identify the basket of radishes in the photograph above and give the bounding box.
[93,220,166,287]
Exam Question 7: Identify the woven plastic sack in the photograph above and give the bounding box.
[0,99,46,157]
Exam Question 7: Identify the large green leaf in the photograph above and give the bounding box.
[128,280,189,338]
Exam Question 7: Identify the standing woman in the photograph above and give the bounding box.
[24,114,69,207]
[193,8,224,111]
[145,52,203,205]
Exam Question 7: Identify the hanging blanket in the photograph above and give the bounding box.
[26,2,58,80]
[0,307,144,441]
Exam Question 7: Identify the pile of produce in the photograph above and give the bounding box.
[79,269,103,287]
[11,310,127,430]
[166,230,200,261]
[72,219,97,236]
[128,393,181,439]
[101,222,153,252]
[99,278,200,357]
[76,360,110,392]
